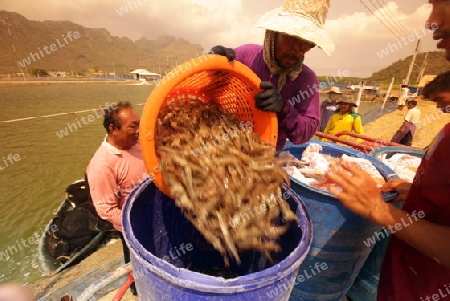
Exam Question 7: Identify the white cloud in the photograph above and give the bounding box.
[307,2,436,77]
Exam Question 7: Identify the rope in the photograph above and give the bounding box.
[112,272,135,301]
[77,264,132,301]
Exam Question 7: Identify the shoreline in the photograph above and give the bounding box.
[0,79,154,85]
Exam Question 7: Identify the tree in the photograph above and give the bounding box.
[31,68,48,77]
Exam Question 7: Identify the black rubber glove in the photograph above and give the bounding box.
[254,81,286,114]
[209,45,235,61]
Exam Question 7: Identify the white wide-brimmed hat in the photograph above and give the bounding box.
[328,86,342,94]
[256,0,335,56]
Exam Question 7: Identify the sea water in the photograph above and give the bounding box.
[0,83,153,284]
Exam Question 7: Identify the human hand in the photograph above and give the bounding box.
[254,81,286,113]
[0,284,35,301]
[381,178,411,203]
[325,161,387,221]
[209,45,235,61]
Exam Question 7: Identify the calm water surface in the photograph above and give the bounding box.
[0,84,153,284]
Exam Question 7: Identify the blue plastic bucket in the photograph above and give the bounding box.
[369,146,426,159]
[281,141,398,301]
[346,146,424,301]
[123,177,312,300]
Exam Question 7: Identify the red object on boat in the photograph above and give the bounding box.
[314,131,417,154]
[112,272,135,301]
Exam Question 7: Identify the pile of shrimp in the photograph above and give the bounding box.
[155,99,297,266]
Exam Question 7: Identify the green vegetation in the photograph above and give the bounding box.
[318,51,449,93]
[317,76,364,83]
[366,51,450,85]
[30,68,49,77]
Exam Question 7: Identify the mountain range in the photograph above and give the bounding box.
[368,51,450,84]
[0,11,204,76]
[1,10,449,80]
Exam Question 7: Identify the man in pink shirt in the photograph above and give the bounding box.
[86,101,148,296]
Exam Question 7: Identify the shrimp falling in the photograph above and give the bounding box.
[155,99,297,266]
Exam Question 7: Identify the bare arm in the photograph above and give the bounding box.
[326,161,450,268]
[373,200,450,267]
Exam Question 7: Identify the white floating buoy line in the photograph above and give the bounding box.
[1,103,146,123]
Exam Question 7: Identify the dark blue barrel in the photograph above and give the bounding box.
[346,146,425,301]
[123,178,312,300]
[282,141,398,301]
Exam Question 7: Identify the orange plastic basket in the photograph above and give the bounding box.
[139,54,278,196]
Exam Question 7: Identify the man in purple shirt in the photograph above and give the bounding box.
[211,0,334,150]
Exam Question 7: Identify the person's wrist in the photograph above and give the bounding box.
[369,198,390,224]
[277,101,288,115]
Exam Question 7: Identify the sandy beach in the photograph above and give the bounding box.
[363,99,450,149]
[29,99,450,300]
